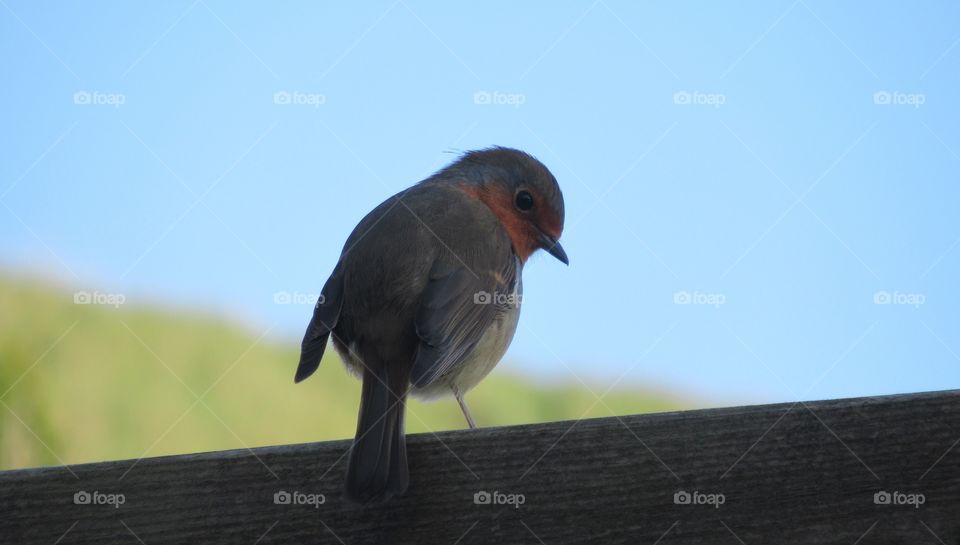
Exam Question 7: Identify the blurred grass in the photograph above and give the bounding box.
[0,273,689,470]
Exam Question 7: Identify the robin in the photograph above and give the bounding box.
[295,146,567,503]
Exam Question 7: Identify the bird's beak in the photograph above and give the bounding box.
[537,230,569,265]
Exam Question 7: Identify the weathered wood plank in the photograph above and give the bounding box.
[1,390,958,544]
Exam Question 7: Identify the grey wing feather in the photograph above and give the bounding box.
[295,265,344,383]
[409,257,516,388]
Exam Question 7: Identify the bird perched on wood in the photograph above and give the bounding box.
[295,146,567,503]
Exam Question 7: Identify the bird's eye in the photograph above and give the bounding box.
[515,190,534,211]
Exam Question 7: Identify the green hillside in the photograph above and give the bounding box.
[0,273,688,470]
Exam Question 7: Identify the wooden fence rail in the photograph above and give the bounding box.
[2,390,959,544]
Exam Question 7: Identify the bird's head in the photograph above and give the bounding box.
[451,147,567,265]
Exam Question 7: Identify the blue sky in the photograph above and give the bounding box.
[2,1,958,404]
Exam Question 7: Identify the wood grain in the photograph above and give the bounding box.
[2,390,958,544]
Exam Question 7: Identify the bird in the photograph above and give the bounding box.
[294,146,567,503]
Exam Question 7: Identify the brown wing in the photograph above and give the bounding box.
[409,254,517,389]
[294,262,345,383]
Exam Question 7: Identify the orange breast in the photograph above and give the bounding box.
[457,183,536,262]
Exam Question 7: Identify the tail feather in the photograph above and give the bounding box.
[344,365,409,503]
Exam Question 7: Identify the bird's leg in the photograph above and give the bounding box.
[453,386,477,429]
